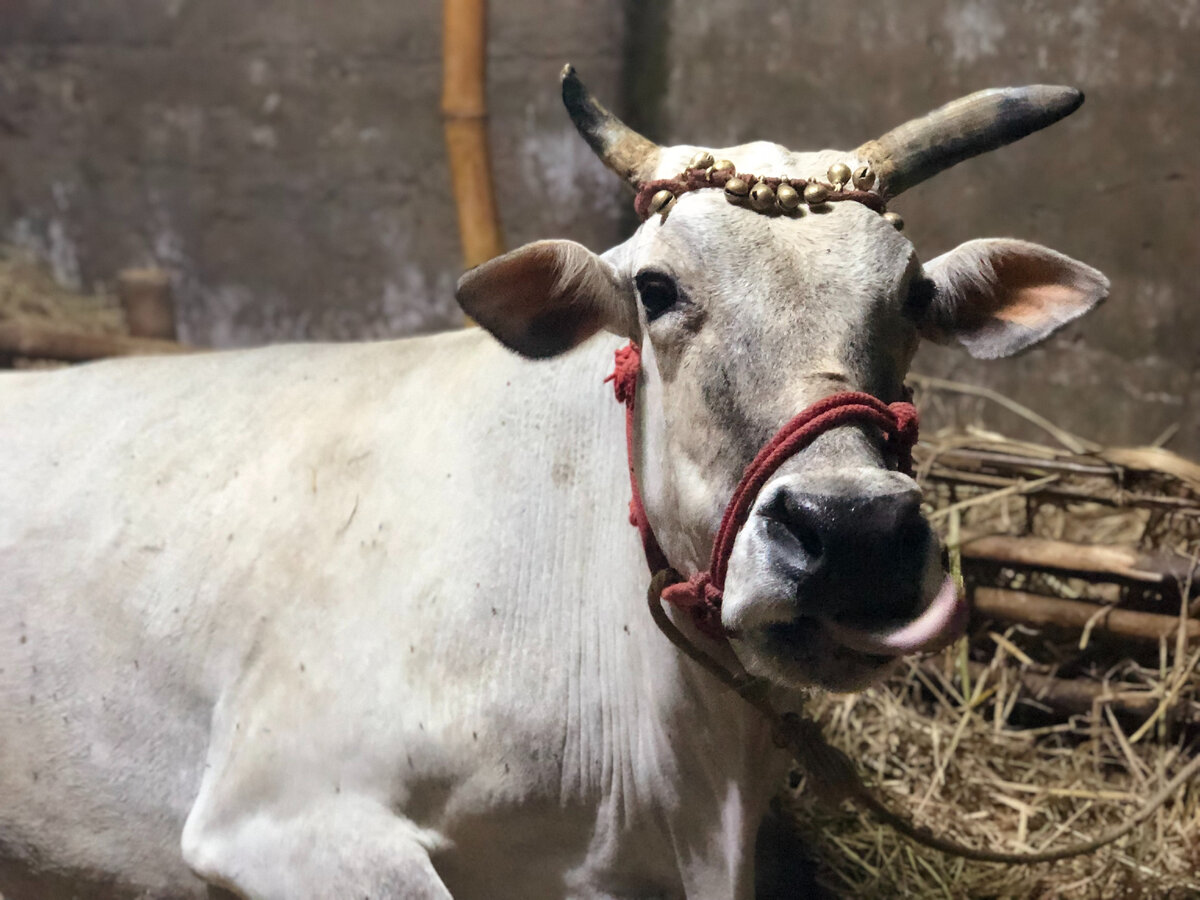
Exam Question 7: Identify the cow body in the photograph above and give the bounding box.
[1,69,1109,898]
[1,331,786,899]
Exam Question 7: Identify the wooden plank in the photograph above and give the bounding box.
[924,465,1200,514]
[962,535,1198,591]
[117,267,176,340]
[0,322,192,362]
[973,587,1200,643]
[927,660,1164,720]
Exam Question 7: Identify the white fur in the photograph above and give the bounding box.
[0,333,783,898]
[0,139,1104,898]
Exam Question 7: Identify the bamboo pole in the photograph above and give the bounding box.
[973,587,1200,643]
[0,322,192,362]
[442,0,505,281]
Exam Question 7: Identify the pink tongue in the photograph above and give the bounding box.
[822,574,967,656]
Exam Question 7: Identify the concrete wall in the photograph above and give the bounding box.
[654,0,1199,453]
[0,0,626,344]
[1,0,1196,454]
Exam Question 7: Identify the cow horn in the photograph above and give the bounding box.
[856,86,1084,199]
[561,64,661,188]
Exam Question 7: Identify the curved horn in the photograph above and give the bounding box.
[857,86,1084,199]
[561,64,661,187]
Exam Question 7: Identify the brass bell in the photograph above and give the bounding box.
[803,182,829,205]
[712,159,736,175]
[648,189,676,216]
[724,177,750,198]
[827,163,852,187]
[852,165,876,190]
[688,150,715,170]
[749,181,776,210]
[776,182,801,211]
[882,211,904,231]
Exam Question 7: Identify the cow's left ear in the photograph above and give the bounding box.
[920,238,1109,359]
[456,239,636,358]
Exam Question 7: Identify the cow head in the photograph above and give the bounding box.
[457,68,1107,691]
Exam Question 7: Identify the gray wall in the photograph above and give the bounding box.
[654,0,1199,453]
[0,0,626,343]
[1,1,1197,454]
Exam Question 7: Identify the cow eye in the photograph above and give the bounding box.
[904,275,936,319]
[635,270,679,321]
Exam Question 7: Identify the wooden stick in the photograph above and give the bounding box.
[927,474,1059,521]
[908,373,1098,453]
[117,267,176,340]
[927,660,1165,720]
[0,322,192,362]
[924,464,1200,515]
[962,535,1199,592]
[442,0,505,275]
[924,446,1115,477]
[973,588,1200,643]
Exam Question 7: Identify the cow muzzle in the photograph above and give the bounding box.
[721,471,966,689]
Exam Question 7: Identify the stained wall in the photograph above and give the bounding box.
[1,1,1196,452]
[651,0,1199,452]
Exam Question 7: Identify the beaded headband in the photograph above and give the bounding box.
[634,151,904,230]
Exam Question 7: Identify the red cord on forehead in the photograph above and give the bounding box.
[607,342,919,639]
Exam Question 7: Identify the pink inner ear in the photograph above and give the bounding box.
[984,249,1096,329]
[995,280,1087,329]
[929,239,1109,359]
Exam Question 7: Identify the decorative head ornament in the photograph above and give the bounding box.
[561,64,1082,230]
[632,154,899,228]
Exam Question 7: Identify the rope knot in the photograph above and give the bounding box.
[605,343,642,404]
[661,571,726,638]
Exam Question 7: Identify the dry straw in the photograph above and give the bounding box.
[786,382,1200,899]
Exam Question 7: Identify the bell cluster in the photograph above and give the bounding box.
[647,151,903,231]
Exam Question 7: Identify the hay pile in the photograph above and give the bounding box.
[0,246,126,337]
[786,378,1200,899]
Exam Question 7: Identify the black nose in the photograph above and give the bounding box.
[760,488,932,625]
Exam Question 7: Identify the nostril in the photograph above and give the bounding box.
[763,514,824,566]
[785,516,824,562]
[761,493,827,572]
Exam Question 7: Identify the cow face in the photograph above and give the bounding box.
[457,70,1107,691]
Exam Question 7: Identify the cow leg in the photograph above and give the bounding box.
[753,799,826,900]
[182,795,451,900]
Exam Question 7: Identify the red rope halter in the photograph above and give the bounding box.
[607,342,919,639]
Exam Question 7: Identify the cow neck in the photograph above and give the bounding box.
[606,342,919,640]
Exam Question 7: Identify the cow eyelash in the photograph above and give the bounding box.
[634,270,681,321]
[904,276,937,319]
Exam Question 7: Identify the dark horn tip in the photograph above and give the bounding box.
[561,64,588,112]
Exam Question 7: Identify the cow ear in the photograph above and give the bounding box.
[920,238,1108,359]
[455,239,636,358]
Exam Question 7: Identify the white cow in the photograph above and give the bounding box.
[0,69,1106,899]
